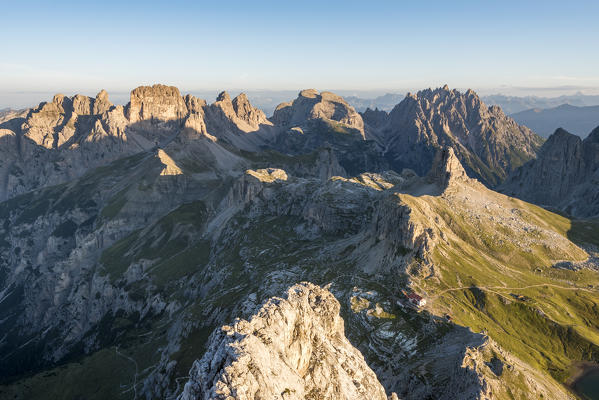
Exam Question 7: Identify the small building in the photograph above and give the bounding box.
[407,292,427,307]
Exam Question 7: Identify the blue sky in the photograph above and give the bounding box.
[1,0,598,107]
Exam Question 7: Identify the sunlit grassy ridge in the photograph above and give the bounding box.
[400,186,599,385]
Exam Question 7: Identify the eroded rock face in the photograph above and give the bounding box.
[367,85,543,186]
[501,126,599,217]
[206,91,271,134]
[179,282,391,400]
[93,89,113,115]
[272,89,365,135]
[232,93,269,128]
[427,147,472,188]
[128,84,188,123]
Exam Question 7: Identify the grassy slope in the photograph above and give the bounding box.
[405,189,599,388]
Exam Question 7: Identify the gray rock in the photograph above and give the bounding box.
[501,126,599,217]
[179,282,391,400]
[365,85,543,186]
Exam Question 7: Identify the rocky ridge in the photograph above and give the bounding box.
[0,84,546,202]
[179,283,392,400]
[0,84,272,201]
[272,89,364,135]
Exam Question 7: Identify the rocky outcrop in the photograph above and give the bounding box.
[367,86,543,186]
[179,282,391,400]
[272,89,365,135]
[205,91,271,134]
[22,94,75,148]
[426,147,473,188]
[127,84,188,123]
[93,89,113,115]
[72,94,93,115]
[232,93,269,129]
[501,126,599,217]
[362,107,389,129]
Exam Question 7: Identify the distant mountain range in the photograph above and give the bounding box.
[510,104,599,138]
[1,84,599,400]
[482,92,599,114]
[341,92,599,116]
[344,93,405,112]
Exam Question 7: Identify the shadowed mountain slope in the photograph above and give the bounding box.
[363,86,543,187]
[501,125,599,218]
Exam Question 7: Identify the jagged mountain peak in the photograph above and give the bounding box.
[552,127,578,139]
[375,86,542,186]
[179,282,391,400]
[426,147,471,188]
[231,92,269,127]
[96,89,109,100]
[207,90,270,133]
[216,90,231,102]
[538,128,582,156]
[362,107,389,129]
[401,85,484,111]
[585,125,599,144]
[92,89,113,114]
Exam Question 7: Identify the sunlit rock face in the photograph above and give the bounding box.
[127,84,189,123]
[272,89,365,135]
[179,282,393,400]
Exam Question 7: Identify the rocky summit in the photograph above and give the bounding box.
[179,283,392,400]
[363,85,544,187]
[0,84,598,400]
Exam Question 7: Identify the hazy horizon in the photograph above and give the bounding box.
[2,0,599,109]
[3,85,599,111]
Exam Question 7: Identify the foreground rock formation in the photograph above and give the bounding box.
[179,283,392,400]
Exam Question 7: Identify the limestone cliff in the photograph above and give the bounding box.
[272,89,365,135]
[179,282,391,400]
[127,84,188,123]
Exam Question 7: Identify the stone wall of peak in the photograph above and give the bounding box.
[370,86,543,187]
[20,90,118,149]
[183,94,207,115]
[361,107,389,129]
[501,126,599,217]
[232,92,269,128]
[93,89,113,114]
[205,91,271,134]
[72,94,93,115]
[426,147,472,188]
[127,84,188,123]
[179,282,391,400]
[0,90,137,200]
[271,89,365,134]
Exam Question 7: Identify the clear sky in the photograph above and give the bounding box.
[1,0,598,107]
